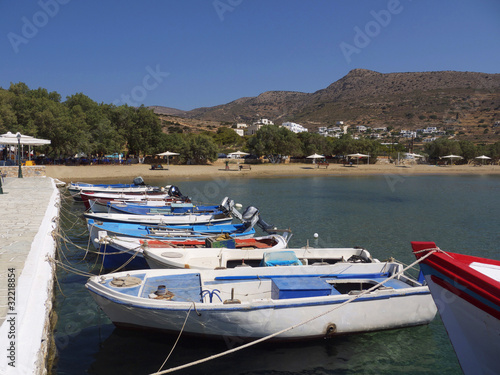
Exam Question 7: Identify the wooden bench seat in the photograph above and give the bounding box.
[239,164,251,171]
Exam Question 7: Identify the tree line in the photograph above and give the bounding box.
[1,82,499,164]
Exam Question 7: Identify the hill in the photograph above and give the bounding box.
[151,69,500,142]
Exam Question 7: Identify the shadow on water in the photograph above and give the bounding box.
[54,319,459,375]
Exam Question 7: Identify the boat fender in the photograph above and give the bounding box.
[325,323,337,337]
[223,288,241,304]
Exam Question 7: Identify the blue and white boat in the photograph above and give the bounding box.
[87,219,256,245]
[83,211,233,226]
[86,260,437,340]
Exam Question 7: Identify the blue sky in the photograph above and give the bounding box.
[1,0,499,110]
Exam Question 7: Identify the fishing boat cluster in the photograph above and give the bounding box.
[64,176,441,343]
[62,176,500,373]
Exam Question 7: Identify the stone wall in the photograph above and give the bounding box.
[0,166,46,178]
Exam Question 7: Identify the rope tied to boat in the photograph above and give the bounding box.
[150,247,441,375]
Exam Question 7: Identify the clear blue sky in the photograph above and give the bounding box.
[1,0,499,110]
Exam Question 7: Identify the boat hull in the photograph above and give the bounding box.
[83,212,233,226]
[87,219,256,248]
[412,241,500,375]
[86,265,437,341]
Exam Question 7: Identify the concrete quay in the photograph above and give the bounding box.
[0,177,59,374]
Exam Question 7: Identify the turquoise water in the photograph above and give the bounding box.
[53,175,500,374]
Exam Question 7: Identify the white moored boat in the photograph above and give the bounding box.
[92,232,289,270]
[144,245,373,270]
[86,261,437,341]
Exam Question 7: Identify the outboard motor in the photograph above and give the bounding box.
[133,176,145,186]
[168,185,190,202]
[222,198,279,234]
[241,206,278,234]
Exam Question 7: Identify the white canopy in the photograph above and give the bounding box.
[442,155,463,159]
[156,151,180,157]
[405,152,424,158]
[347,153,369,158]
[228,151,249,157]
[156,151,180,169]
[475,155,491,160]
[0,131,51,146]
[306,153,324,159]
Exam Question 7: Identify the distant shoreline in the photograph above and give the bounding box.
[44,160,500,182]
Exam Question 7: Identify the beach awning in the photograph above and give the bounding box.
[0,131,51,146]
[405,152,424,158]
[442,155,463,159]
[228,151,249,157]
[306,153,324,159]
[475,155,491,160]
[156,151,180,169]
[156,151,180,157]
[347,153,369,158]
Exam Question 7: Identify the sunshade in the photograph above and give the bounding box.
[228,151,249,157]
[156,151,180,169]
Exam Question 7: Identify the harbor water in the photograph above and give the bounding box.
[52,174,500,374]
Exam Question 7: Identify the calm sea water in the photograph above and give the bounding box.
[52,174,500,375]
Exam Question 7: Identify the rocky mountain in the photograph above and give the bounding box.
[151,69,500,140]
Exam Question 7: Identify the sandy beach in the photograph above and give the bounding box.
[44,160,500,182]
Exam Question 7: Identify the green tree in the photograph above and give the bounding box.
[213,126,242,147]
[297,132,330,156]
[247,125,301,163]
[424,138,462,160]
[458,140,477,162]
[184,133,218,164]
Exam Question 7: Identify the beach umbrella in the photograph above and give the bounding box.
[156,151,180,169]
[347,153,369,166]
[306,153,325,164]
[228,151,249,158]
[475,155,491,165]
[441,155,463,166]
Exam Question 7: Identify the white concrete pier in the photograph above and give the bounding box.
[0,177,59,374]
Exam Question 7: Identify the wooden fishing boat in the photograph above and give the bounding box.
[93,232,289,269]
[83,211,233,227]
[144,245,373,270]
[412,241,500,375]
[68,177,162,201]
[87,219,256,245]
[80,191,175,211]
[86,261,437,340]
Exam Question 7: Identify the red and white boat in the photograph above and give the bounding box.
[412,241,500,375]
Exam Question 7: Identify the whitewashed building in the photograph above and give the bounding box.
[281,122,308,134]
[233,128,245,136]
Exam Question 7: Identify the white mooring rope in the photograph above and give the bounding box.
[150,247,443,375]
